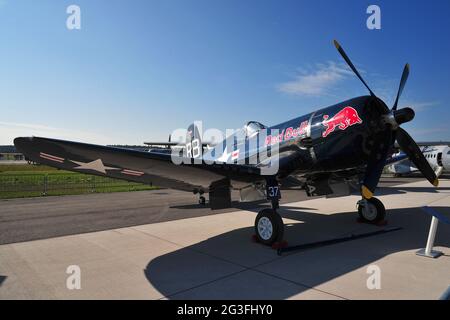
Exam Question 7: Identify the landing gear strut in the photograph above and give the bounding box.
[357,197,386,223]
[254,179,285,246]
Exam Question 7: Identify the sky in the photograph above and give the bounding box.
[1,0,450,145]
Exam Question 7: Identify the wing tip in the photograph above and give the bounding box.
[14,136,33,148]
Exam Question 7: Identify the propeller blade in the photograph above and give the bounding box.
[361,133,392,199]
[334,40,375,97]
[396,127,439,186]
[392,64,410,111]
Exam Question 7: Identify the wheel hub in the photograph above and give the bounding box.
[361,201,377,221]
[257,217,273,240]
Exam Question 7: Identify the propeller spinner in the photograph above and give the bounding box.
[333,40,439,198]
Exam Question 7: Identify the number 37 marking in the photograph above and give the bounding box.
[267,186,279,198]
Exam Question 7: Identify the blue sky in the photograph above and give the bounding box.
[1,0,450,145]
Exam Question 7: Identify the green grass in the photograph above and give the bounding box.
[0,164,60,173]
[0,164,157,199]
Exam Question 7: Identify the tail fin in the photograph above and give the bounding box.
[185,122,203,161]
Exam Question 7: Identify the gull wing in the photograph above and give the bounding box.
[14,136,262,192]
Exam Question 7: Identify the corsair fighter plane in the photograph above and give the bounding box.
[14,41,438,245]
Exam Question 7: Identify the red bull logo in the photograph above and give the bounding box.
[322,106,362,138]
[265,120,309,146]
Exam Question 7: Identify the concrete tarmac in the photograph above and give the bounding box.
[0,176,423,245]
[0,176,449,299]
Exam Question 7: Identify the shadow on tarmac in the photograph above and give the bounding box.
[0,276,6,287]
[144,203,450,299]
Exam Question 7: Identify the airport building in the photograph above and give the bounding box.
[0,146,25,162]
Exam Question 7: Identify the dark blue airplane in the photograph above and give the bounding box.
[14,41,438,246]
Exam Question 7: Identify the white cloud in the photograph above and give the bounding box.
[277,61,353,96]
[399,101,440,112]
[410,127,449,135]
[0,121,59,132]
[0,121,114,145]
[407,127,450,141]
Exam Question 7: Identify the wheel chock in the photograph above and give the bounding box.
[271,240,288,250]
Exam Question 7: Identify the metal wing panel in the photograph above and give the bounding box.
[14,137,228,192]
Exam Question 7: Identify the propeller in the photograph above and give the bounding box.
[334,40,375,97]
[392,64,410,111]
[361,132,392,199]
[396,128,438,186]
[333,40,439,199]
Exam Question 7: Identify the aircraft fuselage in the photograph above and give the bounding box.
[246,95,385,178]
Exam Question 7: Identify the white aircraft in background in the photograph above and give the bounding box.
[387,144,450,177]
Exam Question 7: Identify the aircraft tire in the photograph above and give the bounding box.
[358,197,386,223]
[254,209,284,245]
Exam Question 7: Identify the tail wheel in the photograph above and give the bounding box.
[358,197,386,223]
[254,209,284,245]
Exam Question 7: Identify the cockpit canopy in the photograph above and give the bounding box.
[243,121,267,138]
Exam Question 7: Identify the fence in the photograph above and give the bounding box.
[0,172,154,199]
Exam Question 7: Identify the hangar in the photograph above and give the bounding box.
[0,145,25,162]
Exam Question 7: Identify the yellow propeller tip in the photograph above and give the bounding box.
[433,179,439,187]
[333,40,340,49]
[361,185,373,199]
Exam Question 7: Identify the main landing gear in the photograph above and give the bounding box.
[357,197,386,223]
[255,208,284,245]
[254,181,388,247]
[254,180,285,246]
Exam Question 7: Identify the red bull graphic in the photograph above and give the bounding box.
[265,121,308,146]
[322,106,362,138]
